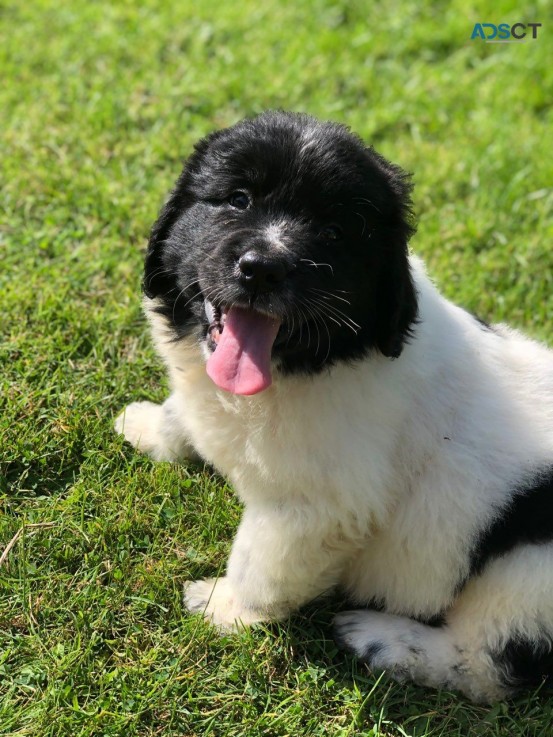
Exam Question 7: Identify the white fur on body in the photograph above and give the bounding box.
[116,258,553,701]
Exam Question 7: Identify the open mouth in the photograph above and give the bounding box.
[203,299,282,396]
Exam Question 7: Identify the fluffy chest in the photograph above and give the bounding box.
[170,355,405,517]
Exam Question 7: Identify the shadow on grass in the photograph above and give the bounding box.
[2,458,82,502]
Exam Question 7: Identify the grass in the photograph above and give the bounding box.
[1,0,552,734]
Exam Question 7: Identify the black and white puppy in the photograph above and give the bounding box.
[116,111,553,702]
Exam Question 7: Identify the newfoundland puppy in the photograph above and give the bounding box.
[116,111,553,702]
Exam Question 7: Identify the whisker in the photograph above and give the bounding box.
[179,288,206,313]
[176,277,201,294]
[308,287,352,306]
[145,265,173,288]
[291,302,307,349]
[310,298,361,330]
[296,304,305,348]
[307,296,359,323]
[287,304,297,349]
[299,259,335,276]
[172,288,188,323]
[299,300,312,352]
[352,196,382,214]
[298,297,322,356]
[306,296,361,336]
[170,279,202,321]
[353,210,367,237]
[308,294,361,325]
[308,302,332,365]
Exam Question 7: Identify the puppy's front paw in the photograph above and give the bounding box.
[115,401,178,461]
[183,577,267,631]
[115,401,160,448]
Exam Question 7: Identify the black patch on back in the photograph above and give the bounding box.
[494,635,553,692]
[469,467,553,577]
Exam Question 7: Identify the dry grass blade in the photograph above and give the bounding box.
[0,522,56,568]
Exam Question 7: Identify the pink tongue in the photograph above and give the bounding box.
[206,306,281,395]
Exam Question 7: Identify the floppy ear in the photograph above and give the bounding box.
[372,234,418,358]
[143,172,197,300]
[143,212,176,299]
[366,155,418,358]
[143,132,220,299]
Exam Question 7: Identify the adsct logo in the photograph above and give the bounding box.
[471,23,542,42]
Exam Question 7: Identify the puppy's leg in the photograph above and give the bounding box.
[335,545,553,702]
[115,394,198,462]
[184,504,348,629]
[334,610,477,694]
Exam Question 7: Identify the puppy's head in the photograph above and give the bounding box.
[145,111,417,395]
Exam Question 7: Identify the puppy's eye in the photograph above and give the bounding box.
[320,224,343,241]
[228,191,251,210]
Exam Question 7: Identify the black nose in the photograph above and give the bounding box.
[238,251,289,293]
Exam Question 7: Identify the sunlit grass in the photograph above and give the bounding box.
[1,1,552,734]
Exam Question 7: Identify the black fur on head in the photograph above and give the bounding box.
[144,110,418,374]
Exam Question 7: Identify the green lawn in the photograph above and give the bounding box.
[1,1,552,735]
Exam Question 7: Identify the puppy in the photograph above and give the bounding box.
[116,111,553,702]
